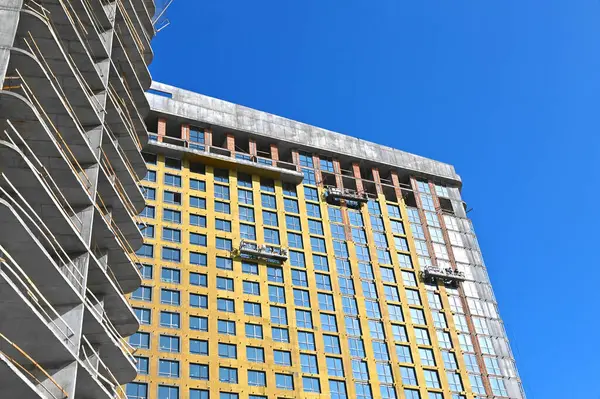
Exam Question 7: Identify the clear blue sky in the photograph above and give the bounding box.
[150,2,600,398]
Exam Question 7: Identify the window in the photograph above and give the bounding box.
[275,373,294,390]
[164,157,181,170]
[392,324,408,342]
[376,362,393,383]
[138,264,153,279]
[246,346,265,362]
[239,206,255,222]
[287,232,303,249]
[215,201,230,214]
[217,276,234,291]
[372,341,389,361]
[163,191,182,205]
[329,380,347,399]
[348,337,366,357]
[159,335,180,352]
[470,375,486,395]
[244,302,261,317]
[131,286,152,301]
[140,224,154,238]
[442,351,458,370]
[316,274,332,290]
[218,343,237,359]
[190,363,209,380]
[242,261,259,275]
[274,350,292,366]
[135,357,149,374]
[388,304,404,322]
[419,348,436,366]
[292,269,308,287]
[160,289,180,306]
[264,228,280,244]
[267,266,283,282]
[163,209,181,223]
[244,281,260,295]
[190,339,208,355]
[214,184,230,200]
[485,356,502,375]
[143,170,156,182]
[410,308,426,325]
[414,328,430,345]
[237,188,254,205]
[345,317,361,336]
[217,298,235,313]
[216,256,233,270]
[309,220,324,235]
[306,203,321,218]
[294,289,310,307]
[189,316,208,331]
[158,359,179,378]
[424,370,440,388]
[216,237,232,250]
[319,293,335,312]
[161,267,181,284]
[296,309,313,329]
[301,353,319,373]
[479,336,496,355]
[161,247,180,262]
[272,327,289,342]
[400,366,418,385]
[298,331,316,350]
[311,237,326,252]
[136,244,154,258]
[160,311,180,328]
[290,251,305,268]
[129,332,150,349]
[164,174,181,187]
[134,308,151,325]
[261,193,276,209]
[190,179,206,191]
[190,390,209,399]
[216,219,232,232]
[218,320,236,335]
[190,251,207,267]
[303,377,321,393]
[320,158,334,172]
[268,285,285,303]
[158,385,178,399]
[245,323,263,339]
[339,278,355,295]
[396,345,412,363]
[248,370,266,387]
[365,300,381,318]
[285,215,301,231]
[220,394,238,399]
[447,372,463,392]
[490,377,508,396]
[190,293,208,309]
[326,356,344,377]
[323,334,341,354]
[190,272,208,287]
[270,306,287,325]
[369,320,385,339]
[342,296,358,315]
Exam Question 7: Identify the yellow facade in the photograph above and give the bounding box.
[126,152,478,399]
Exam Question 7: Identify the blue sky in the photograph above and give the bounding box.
[150,2,600,398]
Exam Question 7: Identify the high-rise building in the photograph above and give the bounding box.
[128,82,524,399]
[0,0,155,397]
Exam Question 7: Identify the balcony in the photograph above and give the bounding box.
[325,186,369,205]
[420,265,466,286]
[146,133,304,183]
[233,240,288,263]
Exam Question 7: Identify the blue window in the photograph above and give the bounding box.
[248,370,266,386]
[304,186,319,201]
[288,233,303,249]
[163,209,181,223]
[161,267,180,283]
[132,286,152,301]
[143,170,156,182]
[294,289,310,307]
[160,289,180,306]
[216,238,232,251]
[134,307,151,325]
[189,232,207,246]
[219,343,237,359]
[292,269,308,287]
[303,377,321,393]
[217,298,235,313]
[141,186,155,200]
[158,386,178,399]
[329,207,343,222]
[190,293,208,308]
[246,346,265,362]
[135,356,149,374]
[308,220,323,235]
[190,272,207,286]
[264,228,280,244]
[216,219,232,232]
[162,247,181,262]
[190,363,209,380]
[215,201,230,214]
[215,184,230,200]
[243,261,259,275]
[189,389,209,399]
[190,339,208,355]
[313,254,328,271]
[189,316,208,331]
[244,302,261,316]
[218,320,236,335]
[189,127,205,148]
[163,191,182,205]
[127,382,147,399]
[245,323,263,339]
[274,350,292,366]
[162,227,181,243]
[320,158,334,172]
[267,266,283,282]
[329,381,347,399]
[238,173,253,188]
[239,206,255,222]
[296,309,313,329]
[129,332,150,349]
[270,306,287,325]
[238,189,253,204]
[289,251,305,268]
[140,205,155,219]
[214,169,229,183]
[286,215,301,230]
[298,331,315,350]
[190,214,206,227]
[283,183,297,197]
[240,224,256,240]
[275,373,294,390]
[260,178,275,192]
[243,281,260,295]
[190,179,205,191]
[159,334,180,352]
[219,367,238,383]
[217,257,233,270]
[190,196,206,209]
[261,194,276,209]
[136,244,153,258]
[190,251,207,266]
[138,264,153,279]
[164,174,181,187]
[284,198,299,213]
[306,203,321,218]
[303,169,316,184]
[323,334,341,354]
[310,237,326,252]
[272,327,289,342]
[262,210,278,226]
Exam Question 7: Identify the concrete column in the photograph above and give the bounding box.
[371,168,384,195]
[226,133,235,156]
[205,127,213,147]
[312,155,323,186]
[270,144,279,166]
[181,123,190,141]
[157,117,166,142]
[249,139,257,158]
[292,150,301,172]
[390,172,403,199]
[333,159,343,188]
[352,162,364,193]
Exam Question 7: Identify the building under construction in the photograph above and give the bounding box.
[0,0,155,397]
[127,82,525,399]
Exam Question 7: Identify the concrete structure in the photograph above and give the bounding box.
[0,0,155,397]
[128,81,525,399]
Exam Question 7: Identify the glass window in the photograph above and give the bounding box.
[248,370,266,386]
[274,350,292,366]
[188,272,206,287]
[326,356,344,377]
[190,339,208,355]
[261,194,276,209]
[158,359,179,378]
[303,377,321,393]
[189,232,207,246]
[298,331,316,350]
[301,353,319,373]
[275,373,294,390]
[400,366,418,385]
[323,334,341,354]
[272,327,289,342]
[217,319,236,335]
[245,323,263,339]
[239,206,254,222]
[159,335,180,353]
[246,346,265,363]
[189,294,208,309]
[218,343,237,359]
[158,385,178,399]
[215,201,230,214]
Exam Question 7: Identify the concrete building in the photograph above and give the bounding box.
[0,0,155,397]
[128,81,525,399]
